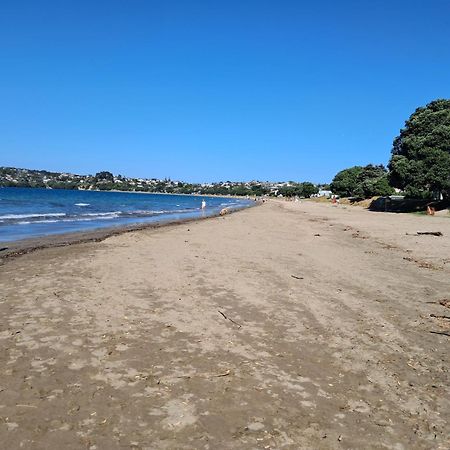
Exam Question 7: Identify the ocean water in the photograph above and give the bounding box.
[0,188,253,243]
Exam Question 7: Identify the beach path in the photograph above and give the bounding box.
[0,200,449,449]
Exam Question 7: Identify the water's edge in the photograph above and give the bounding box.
[0,201,260,261]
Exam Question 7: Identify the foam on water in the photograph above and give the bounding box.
[0,212,66,220]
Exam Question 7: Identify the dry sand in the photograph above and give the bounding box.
[0,200,449,449]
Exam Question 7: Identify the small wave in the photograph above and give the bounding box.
[75,203,90,206]
[62,216,119,222]
[17,215,119,225]
[113,209,190,217]
[18,219,59,225]
[81,211,122,217]
[150,208,196,215]
[128,210,166,215]
[0,212,66,220]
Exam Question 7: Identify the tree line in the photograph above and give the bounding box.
[2,99,448,200]
[330,99,450,200]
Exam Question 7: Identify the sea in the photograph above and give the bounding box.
[0,187,253,243]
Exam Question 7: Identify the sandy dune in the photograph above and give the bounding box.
[0,200,449,449]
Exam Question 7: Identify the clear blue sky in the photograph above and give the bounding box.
[1,0,449,183]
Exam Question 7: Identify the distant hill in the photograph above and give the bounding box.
[0,166,318,197]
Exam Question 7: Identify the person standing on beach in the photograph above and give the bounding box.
[201,199,206,210]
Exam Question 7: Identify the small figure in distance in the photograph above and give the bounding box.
[201,199,206,210]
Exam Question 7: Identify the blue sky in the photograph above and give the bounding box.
[1,0,449,183]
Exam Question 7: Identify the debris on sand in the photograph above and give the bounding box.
[439,299,450,309]
[430,331,450,337]
[430,314,450,320]
[406,231,443,237]
[291,275,304,280]
[218,310,242,328]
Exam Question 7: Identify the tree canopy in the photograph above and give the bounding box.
[388,99,450,199]
[277,182,319,198]
[94,171,114,182]
[330,164,393,198]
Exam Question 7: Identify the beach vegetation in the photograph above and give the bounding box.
[330,164,393,198]
[388,99,450,200]
[277,182,319,198]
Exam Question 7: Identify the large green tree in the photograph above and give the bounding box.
[94,171,114,182]
[330,164,393,198]
[388,99,450,199]
[330,166,363,197]
[300,182,319,198]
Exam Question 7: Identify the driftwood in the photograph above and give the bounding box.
[430,331,450,337]
[176,369,231,379]
[406,231,443,237]
[218,310,242,328]
[430,314,450,320]
[291,275,304,280]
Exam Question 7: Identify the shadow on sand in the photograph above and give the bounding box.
[368,197,450,213]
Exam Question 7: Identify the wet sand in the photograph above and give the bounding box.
[0,200,449,449]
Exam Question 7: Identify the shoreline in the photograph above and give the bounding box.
[0,201,259,261]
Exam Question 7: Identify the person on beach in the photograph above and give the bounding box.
[201,199,206,210]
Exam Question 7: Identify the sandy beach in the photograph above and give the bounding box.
[0,200,449,449]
